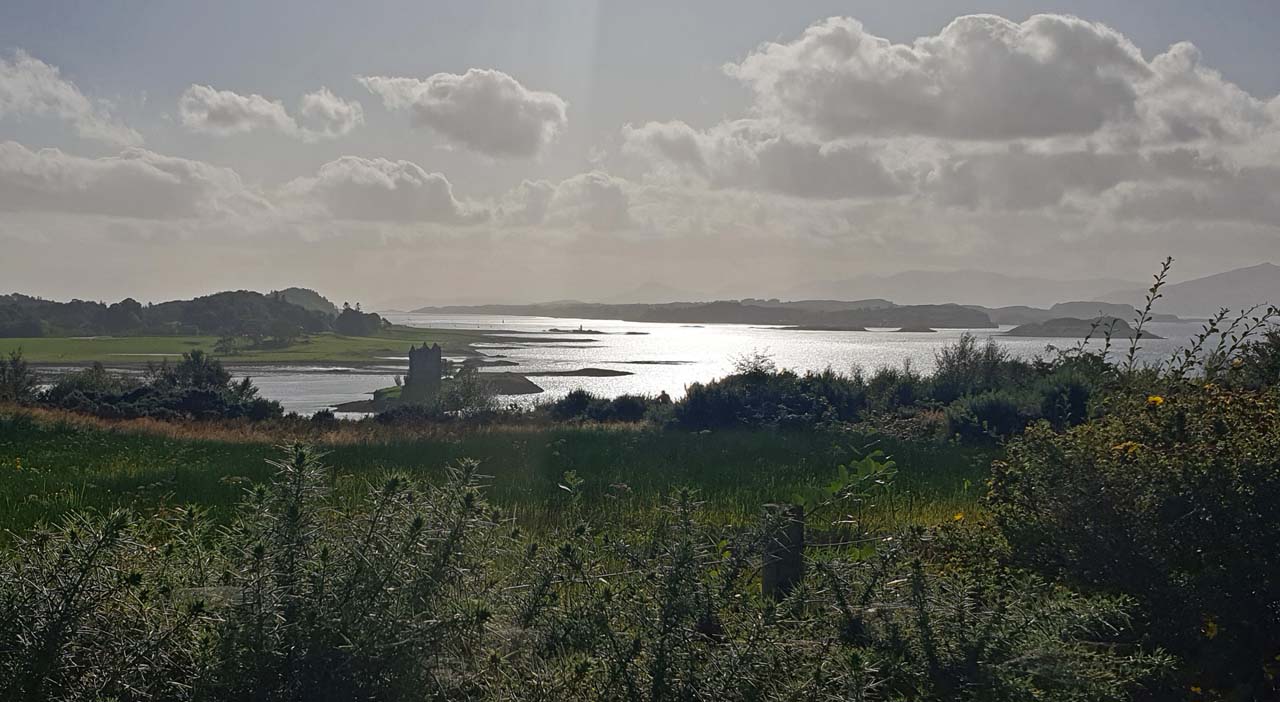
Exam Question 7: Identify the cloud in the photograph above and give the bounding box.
[0,140,268,218]
[726,15,1150,141]
[282,156,483,223]
[500,172,631,231]
[623,119,905,199]
[179,84,362,140]
[923,146,1229,211]
[1109,166,1280,226]
[624,12,1280,235]
[0,50,142,146]
[546,172,631,230]
[499,179,556,226]
[297,87,364,139]
[1135,42,1275,144]
[360,69,567,157]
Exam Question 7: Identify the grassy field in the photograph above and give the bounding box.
[0,408,991,540]
[4,325,590,365]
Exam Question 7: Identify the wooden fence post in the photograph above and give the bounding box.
[762,503,804,601]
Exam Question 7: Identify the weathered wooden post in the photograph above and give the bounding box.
[762,503,804,601]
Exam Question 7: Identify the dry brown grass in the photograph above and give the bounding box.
[0,403,645,446]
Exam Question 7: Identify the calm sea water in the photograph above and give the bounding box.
[240,313,1210,415]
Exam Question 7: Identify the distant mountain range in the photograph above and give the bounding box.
[390,262,1280,323]
[1103,263,1280,317]
[781,270,1142,309]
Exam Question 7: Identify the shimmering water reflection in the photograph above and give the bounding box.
[240,313,1208,415]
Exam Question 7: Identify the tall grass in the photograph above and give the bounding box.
[0,408,989,540]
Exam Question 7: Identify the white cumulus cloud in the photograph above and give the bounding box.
[623,119,905,199]
[726,14,1151,141]
[0,50,142,146]
[282,156,484,223]
[500,172,632,231]
[360,69,567,158]
[179,84,363,141]
[0,140,268,218]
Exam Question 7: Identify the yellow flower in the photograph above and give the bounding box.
[1147,395,1165,407]
[952,512,965,522]
[1190,685,1202,693]
[13,457,19,472]
[1111,441,1142,457]
[1203,617,1219,640]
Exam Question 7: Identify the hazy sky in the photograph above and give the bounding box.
[2,1,1279,306]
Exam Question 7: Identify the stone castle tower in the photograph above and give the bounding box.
[402,343,442,403]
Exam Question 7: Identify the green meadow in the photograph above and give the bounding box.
[0,409,989,540]
[7,325,582,365]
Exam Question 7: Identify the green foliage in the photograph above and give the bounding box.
[549,390,661,423]
[0,411,986,545]
[1035,371,1093,430]
[333,304,385,336]
[0,349,39,403]
[863,363,924,412]
[0,509,211,701]
[674,366,867,430]
[1228,329,1280,390]
[990,385,1280,698]
[201,446,496,700]
[376,366,501,423]
[945,390,1033,443]
[0,290,333,339]
[38,351,280,421]
[930,333,1029,404]
[0,446,1167,701]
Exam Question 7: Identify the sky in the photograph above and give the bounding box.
[1,0,1279,307]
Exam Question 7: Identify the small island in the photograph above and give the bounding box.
[1005,317,1163,339]
[776,324,869,332]
[548,327,604,334]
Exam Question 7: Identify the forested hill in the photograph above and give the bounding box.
[275,287,341,317]
[0,289,384,338]
[412,300,996,328]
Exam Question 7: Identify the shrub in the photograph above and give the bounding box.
[549,390,656,423]
[200,446,496,700]
[550,388,593,420]
[864,364,923,412]
[945,390,1033,443]
[673,366,866,430]
[0,446,1170,701]
[1035,372,1093,430]
[38,352,281,421]
[0,510,211,701]
[990,385,1280,697]
[310,408,339,427]
[931,333,1032,404]
[0,349,40,403]
[1231,329,1280,390]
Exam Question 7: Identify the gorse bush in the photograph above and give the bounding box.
[0,509,210,701]
[990,385,1280,700]
[201,447,497,700]
[989,281,1280,700]
[0,445,1169,701]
